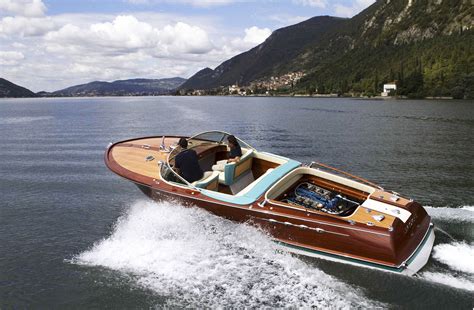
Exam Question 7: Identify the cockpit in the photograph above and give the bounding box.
[159,130,300,202]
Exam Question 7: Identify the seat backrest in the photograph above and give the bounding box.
[222,149,253,185]
[192,171,219,191]
[201,159,302,205]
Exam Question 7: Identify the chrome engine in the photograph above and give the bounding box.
[283,182,360,215]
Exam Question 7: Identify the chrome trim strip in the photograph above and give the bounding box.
[150,186,390,237]
[274,238,402,270]
[259,218,349,237]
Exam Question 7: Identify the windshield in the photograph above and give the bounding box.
[160,131,255,188]
[188,130,255,150]
[189,131,227,144]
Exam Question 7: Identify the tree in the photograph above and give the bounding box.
[374,70,379,94]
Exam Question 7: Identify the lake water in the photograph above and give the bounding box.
[0,96,473,308]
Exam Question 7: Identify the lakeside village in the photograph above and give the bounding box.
[177,71,405,99]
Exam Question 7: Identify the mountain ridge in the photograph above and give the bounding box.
[180,0,473,98]
[180,16,346,90]
[0,77,187,98]
[0,78,37,98]
[49,77,186,97]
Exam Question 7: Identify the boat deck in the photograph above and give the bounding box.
[109,136,178,179]
[108,136,405,232]
[104,132,434,275]
[108,137,400,230]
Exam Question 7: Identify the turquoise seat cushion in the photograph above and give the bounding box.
[201,159,301,205]
[223,162,236,185]
[220,149,253,185]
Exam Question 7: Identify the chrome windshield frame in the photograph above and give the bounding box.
[160,131,256,190]
[161,150,200,190]
[188,130,256,151]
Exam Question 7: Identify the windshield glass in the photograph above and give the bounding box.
[189,131,227,144]
[188,130,255,150]
[161,131,255,188]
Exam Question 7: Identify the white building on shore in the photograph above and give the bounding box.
[382,82,397,97]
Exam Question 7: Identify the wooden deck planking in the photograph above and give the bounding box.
[128,137,179,149]
[111,145,166,178]
[346,207,395,229]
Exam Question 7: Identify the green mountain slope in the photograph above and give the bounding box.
[182,0,474,98]
[0,78,37,98]
[297,0,474,98]
[179,16,346,90]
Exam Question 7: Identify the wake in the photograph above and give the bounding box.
[425,206,474,223]
[422,206,474,291]
[422,242,474,292]
[73,200,377,308]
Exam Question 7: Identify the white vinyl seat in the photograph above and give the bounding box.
[192,171,220,191]
[236,168,274,196]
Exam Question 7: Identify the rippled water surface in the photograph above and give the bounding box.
[0,97,473,308]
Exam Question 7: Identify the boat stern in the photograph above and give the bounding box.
[390,202,435,275]
[402,222,435,275]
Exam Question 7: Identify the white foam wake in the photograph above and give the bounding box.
[422,272,474,292]
[74,200,376,308]
[432,242,474,274]
[425,206,474,223]
[0,116,53,125]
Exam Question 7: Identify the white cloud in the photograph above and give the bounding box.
[0,0,46,17]
[0,10,270,91]
[333,0,375,18]
[158,22,214,54]
[293,0,326,8]
[45,15,213,55]
[230,26,271,50]
[0,16,57,36]
[0,50,24,65]
[12,42,26,48]
[244,26,272,44]
[0,14,218,90]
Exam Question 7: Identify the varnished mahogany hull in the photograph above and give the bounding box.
[134,182,432,274]
[105,136,434,275]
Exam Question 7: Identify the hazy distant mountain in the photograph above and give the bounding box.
[182,0,473,98]
[0,78,37,98]
[50,77,186,97]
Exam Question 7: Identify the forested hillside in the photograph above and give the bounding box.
[297,30,473,98]
[182,0,473,99]
[296,0,473,98]
[0,78,37,98]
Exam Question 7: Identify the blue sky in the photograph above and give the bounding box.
[0,0,374,91]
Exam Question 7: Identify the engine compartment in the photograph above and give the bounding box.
[266,167,374,217]
[280,181,361,216]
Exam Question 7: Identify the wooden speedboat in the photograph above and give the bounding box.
[105,130,435,275]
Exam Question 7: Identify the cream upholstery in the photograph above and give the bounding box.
[217,148,253,185]
[192,171,219,190]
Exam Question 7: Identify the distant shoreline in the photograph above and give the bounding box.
[0,94,466,100]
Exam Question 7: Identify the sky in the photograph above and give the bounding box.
[0,0,375,92]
